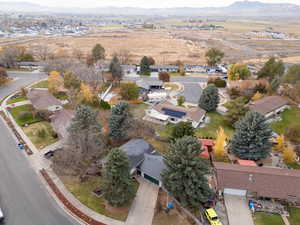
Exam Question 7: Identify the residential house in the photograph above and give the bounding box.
[121,64,137,74]
[102,138,166,187]
[214,162,300,201]
[248,96,288,119]
[27,88,62,112]
[150,65,179,73]
[185,65,207,73]
[17,61,45,71]
[146,101,206,128]
[136,79,164,93]
[50,109,75,139]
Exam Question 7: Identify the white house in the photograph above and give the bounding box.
[146,101,206,128]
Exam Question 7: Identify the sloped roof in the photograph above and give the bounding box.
[27,88,62,110]
[136,79,163,90]
[153,101,206,122]
[139,153,166,181]
[215,162,300,200]
[249,96,288,115]
[119,138,155,170]
[51,110,75,139]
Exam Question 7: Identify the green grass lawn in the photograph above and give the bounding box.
[22,121,58,149]
[30,80,48,88]
[53,92,68,100]
[9,104,42,126]
[287,162,300,170]
[195,112,234,139]
[254,212,284,225]
[7,95,28,104]
[270,107,300,142]
[63,176,139,221]
[288,207,300,225]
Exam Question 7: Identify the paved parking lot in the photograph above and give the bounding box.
[224,194,255,225]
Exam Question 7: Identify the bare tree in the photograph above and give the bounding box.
[114,49,132,64]
[72,48,84,61]
[34,44,51,61]
[0,46,21,68]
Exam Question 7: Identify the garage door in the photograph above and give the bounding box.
[224,188,247,196]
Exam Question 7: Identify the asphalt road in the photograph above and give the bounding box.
[0,72,80,225]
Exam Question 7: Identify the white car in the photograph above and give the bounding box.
[0,207,4,222]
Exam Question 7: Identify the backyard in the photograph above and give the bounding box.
[62,175,139,221]
[195,112,234,139]
[22,121,58,149]
[288,207,300,225]
[270,107,300,142]
[9,104,42,126]
[253,212,284,225]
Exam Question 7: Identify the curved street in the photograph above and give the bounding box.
[0,72,81,225]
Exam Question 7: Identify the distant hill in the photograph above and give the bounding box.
[0,1,300,17]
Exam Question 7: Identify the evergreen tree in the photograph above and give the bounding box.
[284,64,300,84]
[109,56,123,83]
[140,56,150,75]
[171,122,195,139]
[102,148,135,207]
[109,102,131,141]
[258,57,285,81]
[162,136,212,207]
[205,48,224,67]
[199,84,219,112]
[68,105,104,156]
[92,44,105,62]
[229,111,272,160]
[224,97,249,126]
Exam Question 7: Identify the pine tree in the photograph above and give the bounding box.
[92,44,105,62]
[199,84,219,112]
[162,136,212,207]
[102,148,135,207]
[109,102,131,141]
[67,105,103,156]
[140,56,150,75]
[229,111,272,160]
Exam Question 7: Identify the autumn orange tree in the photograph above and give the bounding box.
[214,127,227,161]
[48,71,63,94]
[273,135,285,152]
[251,92,263,101]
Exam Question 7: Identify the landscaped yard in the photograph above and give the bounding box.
[253,212,284,225]
[9,104,42,126]
[7,95,28,104]
[195,112,234,139]
[288,207,300,225]
[30,80,48,88]
[62,176,139,221]
[129,103,148,120]
[270,107,300,142]
[287,162,300,170]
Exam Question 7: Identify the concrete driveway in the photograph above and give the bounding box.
[224,194,254,225]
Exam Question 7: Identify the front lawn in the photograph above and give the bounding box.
[288,207,300,225]
[7,95,28,104]
[195,112,234,139]
[22,121,58,149]
[254,212,284,225]
[62,176,139,221]
[287,162,300,170]
[30,80,48,88]
[9,104,42,126]
[270,107,300,142]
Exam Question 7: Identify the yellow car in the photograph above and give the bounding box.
[204,208,222,225]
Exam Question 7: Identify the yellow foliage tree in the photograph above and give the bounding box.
[283,144,296,163]
[228,64,251,81]
[251,92,264,101]
[214,127,227,161]
[48,71,63,94]
[273,135,285,152]
[80,83,93,104]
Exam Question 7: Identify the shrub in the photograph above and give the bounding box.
[37,128,47,138]
[100,100,111,110]
[158,72,170,82]
[177,96,185,106]
[227,87,241,99]
[214,78,227,88]
[50,130,58,139]
[120,83,139,100]
[18,112,31,121]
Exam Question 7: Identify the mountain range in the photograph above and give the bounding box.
[0,1,300,17]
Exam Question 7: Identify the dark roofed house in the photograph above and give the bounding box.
[102,138,166,187]
[248,96,288,119]
[27,88,62,112]
[136,79,164,92]
[50,110,75,139]
[215,162,300,201]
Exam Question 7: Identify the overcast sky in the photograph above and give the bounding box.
[2,0,300,8]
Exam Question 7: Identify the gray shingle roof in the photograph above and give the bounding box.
[182,83,202,104]
[139,153,166,181]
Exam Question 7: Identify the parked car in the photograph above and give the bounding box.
[0,207,4,222]
[204,208,222,225]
